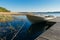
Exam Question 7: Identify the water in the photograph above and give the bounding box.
[13,15,55,40]
[35,12,60,16]
[0,15,31,40]
[0,13,56,40]
[43,13,60,17]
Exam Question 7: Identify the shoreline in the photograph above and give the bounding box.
[0,15,14,22]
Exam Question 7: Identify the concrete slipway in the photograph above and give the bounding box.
[35,17,60,40]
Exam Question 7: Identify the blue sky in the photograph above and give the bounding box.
[0,0,60,12]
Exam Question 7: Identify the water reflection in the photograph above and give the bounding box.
[0,15,32,40]
[13,16,56,40]
[0,15,55,40]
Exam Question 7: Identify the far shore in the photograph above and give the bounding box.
[0,12,25,15]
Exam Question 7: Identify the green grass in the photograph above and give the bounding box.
[0,15,14,22]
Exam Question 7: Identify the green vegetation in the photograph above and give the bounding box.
[0,7,10,12]
[0,15,14,22]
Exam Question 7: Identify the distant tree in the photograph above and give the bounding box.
[0,7,10,12]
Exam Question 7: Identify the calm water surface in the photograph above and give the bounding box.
[0,13,56,40]
[36,13,60,16]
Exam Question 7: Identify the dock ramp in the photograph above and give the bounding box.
[35,22,60,40]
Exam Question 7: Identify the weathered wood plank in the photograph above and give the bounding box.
[35,22,60,40]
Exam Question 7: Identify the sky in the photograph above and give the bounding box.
[0,0,60,12]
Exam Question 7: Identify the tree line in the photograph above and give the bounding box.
[0,7,10,12]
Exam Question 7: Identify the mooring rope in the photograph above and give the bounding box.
[11,19,26,40]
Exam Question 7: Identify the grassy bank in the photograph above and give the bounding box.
[0,15,14,22]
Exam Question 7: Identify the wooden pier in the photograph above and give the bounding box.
[35,17,60,40]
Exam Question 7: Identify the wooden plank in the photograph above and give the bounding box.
[35,22,60,40]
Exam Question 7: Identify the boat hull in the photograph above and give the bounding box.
[27,15,45,23]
